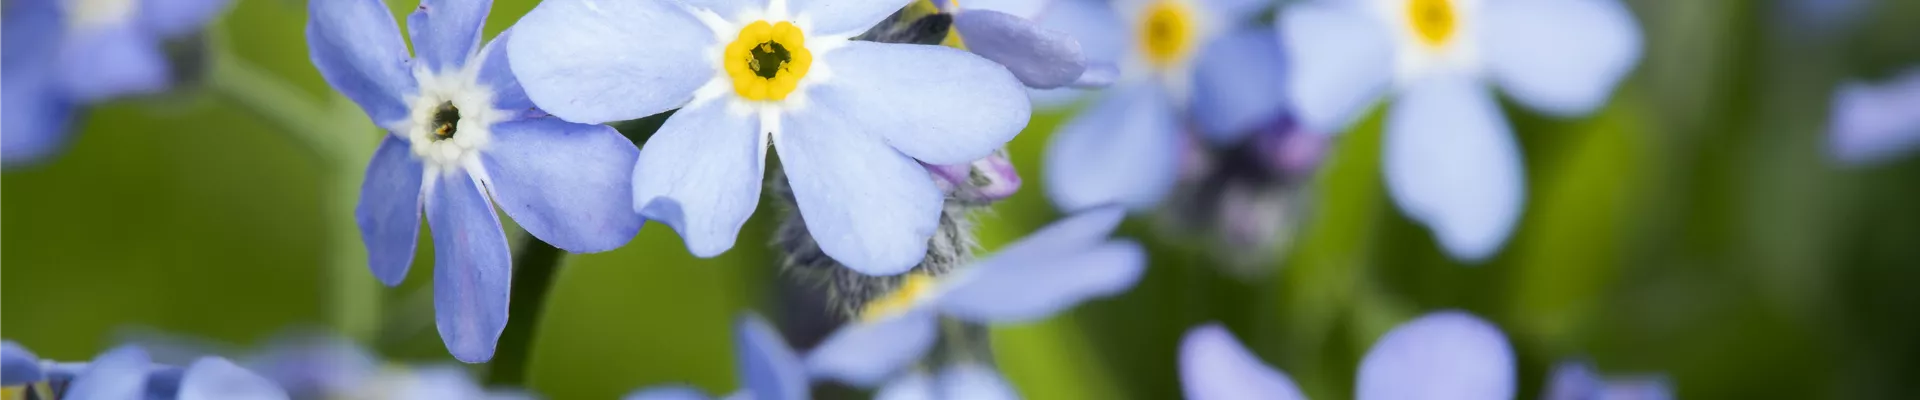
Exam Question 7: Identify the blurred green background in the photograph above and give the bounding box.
[9,0,1920,398]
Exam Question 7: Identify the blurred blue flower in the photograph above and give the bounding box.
[806,207,1145,387]
[1829,68,1920,165]
[241,333,533,399]
[307,0,644,362]
[1,0,233,166]
[1041,0,1292,213]
[1545,361,1673,400]
[935,0,1115,89]
[1280,0,1642,261]
[3,341,287,400]
[872,363,1019,400]
[1179,311,1515,400]
[624,314,807,400]
[510,0,1031,275]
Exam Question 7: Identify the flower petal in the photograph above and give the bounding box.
[308,0,418,126]
[1037,0,1125,66]
[991,206,1126,261]
[66,346,150,400]
[736,315,807,400]
[356,136,425,287]
[1179,324,1306,400]
[776,107,943,275]
[1278,1,1392,133]
[140,0,234,38]
[877,365,1018,400]
[632,100,764,258]
[937,239,1145,323]
[1828,70,1920,165]
[1042,83,1183,212]
[1192,28,1291,144]
[178,357,289,400]
[623,386,711,400]
[791,0,909,37]
[806,310,939,387]
[966,0,1045,19]
[1483,0,1642,116]
[1356,311,1515,400]
[1544,361,1673,400]
[813,41,1030,165]
[955,10,1087,89]
[426,171,513,363]
[407,0,493,72]
[61,26,170,102]
[509,0,715,124]
[481,118,642,253]
[476,30,535,114]
[2,341,43,386]
[395,367,490,399]
[874,370,935,400]
[1200,0,1271,21]
[1,0,75,167]
[1384,77,1524,262]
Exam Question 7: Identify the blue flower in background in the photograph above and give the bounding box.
[509,0,1031,275]
[243,334,533,399]
[1042,0,1294,213]
[1544,361,1673,400]
[3,341,288,400]
[1280,0,1642,261]
[936,0,1116,89]
[624,314,807,400]
[1179,311,1515,400]
[806,207,1145,387]
[307,0,643,362]
[1829,68,1920,165]
[0,0,233,166]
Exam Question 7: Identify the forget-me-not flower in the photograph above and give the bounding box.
[3,341,289,400]
[1280,0,1643,261]
[1829,68,1920,165]
[509,0,1032,275]
[1179,311,1515,400]
[806,207,1145,388]
[934,0,1114,89]
[307,0,644,363]
[623,314,808,400]
[1041,0,1294,212]
[1,0,233,166]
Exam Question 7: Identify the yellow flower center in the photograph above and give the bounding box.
[860,274,939,321]
[1406,0,1457,48]
[1138,1,1197,69]
[725,21,813,102]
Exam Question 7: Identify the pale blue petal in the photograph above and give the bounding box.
[476,31,535,113]
[873,371,935,400]
[397,367,489,399]
[1200,0,1270,21]
[509,0,714,124]
[1042,83,1182,212]
[1072,62,1118,88]
[1483,0,1641,116]
[632,100,764,258]
[776,107,944,275]
[308,0,418,126]
[736,315,807,400]
[1037,0,1125,66]
[807,311,939,387]
[1279,1,1392,133]
[1192,29,1290,144]
[407,0,493,72]
[481,118,642,253]
[990,205,1126,262]
[1545,362,1673,400]
[937,240,1145,323]
[141,0,234,37]
[1179,324,1306,400]
[790,0,908,37]
[624,386,711,400]
[1384,77,1524,262]
[930,364,1018,400]
[61,26,170,102]
[243,334,378,396]
[966,0,1044,18]
[955,10,1087,89]
[178,357,289,400]
[355,136,425,286]
[1829,70,1920,165]
[813,41,1030,165]
[1,0,74,167]
[1356,311,1515,400]
[2,341,43,385]
[680,0,769,20]
[67,346,150,400]
[426,172,512,363]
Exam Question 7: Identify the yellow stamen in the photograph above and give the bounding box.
[1407,0,1457,48]
[1138,1,1197,69]
[725,21,813,101]
[860,274,939,321]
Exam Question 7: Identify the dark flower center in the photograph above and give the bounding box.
[432,102,459,140]
[749,41,791,79]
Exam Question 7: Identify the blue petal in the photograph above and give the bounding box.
[1356,311,1515,400]
[67,346,151,400]
[1037,0,1125,67]
[632,100,764,258]
[1042,83,1182,212]
[936,240,1145,323]
[1829,70,1920,165]
[736,315,807,400]
[476,30,535,114]
[509,0,714,124]
[930,364,1018,400]
[1179,324,1306,400]
[987,206,1125,265]
[776,107,944,275]
[955,10,1087,89]
[623,386,711,400]
[61,26,170,102]
[790,0,907,37]
[243,334,378,396]
[965,0,1044,18]
[0,0,74,167]
[873,370,935,400]
[140,0,234,38]
[426,171,513,363]
[679,0,767,20]
[1484,0,1641,117]
[355,136,425,287]
[1199,0,1271,22]
[1279,1,1392,133]
[308,0,418,126]
[178,357,289,400]
[395,367,490,399]
[813,41,1030,165]
[480,117,642,253]
[1192,28,1290,145]
[1545,362,1673,400]
[806,311,940,387]
[1384,77,1524,262]
[1072,62,1118,89]
[407,0,493,73]
[2,341,44,386]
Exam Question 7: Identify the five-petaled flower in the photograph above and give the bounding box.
[307,0,644,363]
[1179,311,1515,400]
[1280,0,1643,261]
[509,0,1032,276]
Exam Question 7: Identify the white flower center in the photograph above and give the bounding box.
[1374,0,1482,84]
[66,0,138,31]
[402,63,506,176]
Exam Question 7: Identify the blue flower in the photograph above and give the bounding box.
[872,363,1019,400]
[1280,0,1643,261]
[936,0,1115,89]
[1544,361,1673,400]
[805,207,1145,387]
[624,314,807,400]
[3,341,288,400]
[509,0,1032,275]
[1829,68,1920,165]
[243,334,533,399]
[1040,0,1294,213]
[1179,311,1515,400]
[0,0,233,166]
[307,0,644,362]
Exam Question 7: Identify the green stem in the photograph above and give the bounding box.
[486,236,566,385]
[206,50,349,163]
